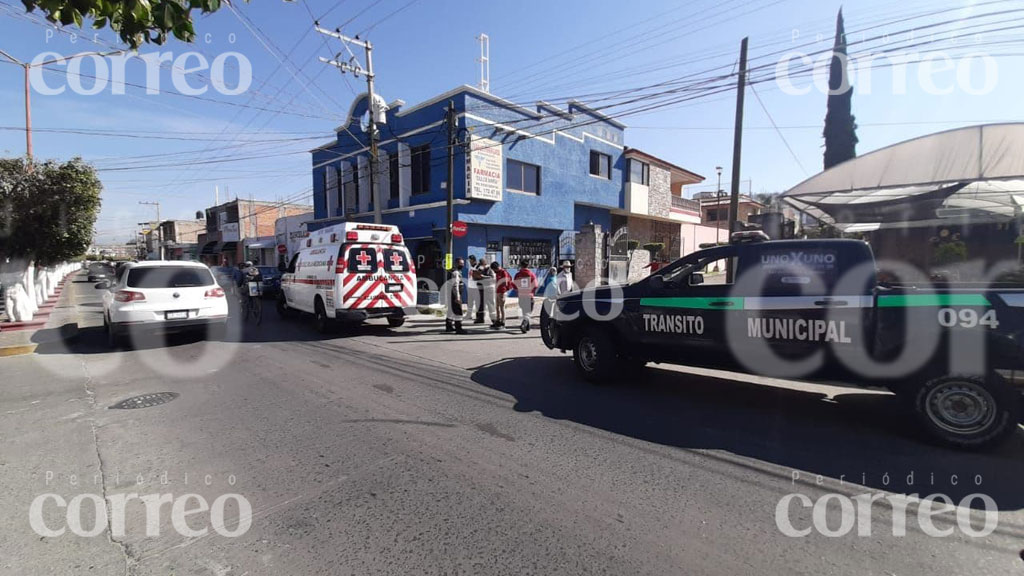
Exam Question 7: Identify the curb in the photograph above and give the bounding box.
[0,273,82,358]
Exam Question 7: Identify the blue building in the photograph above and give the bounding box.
[309,85,698,288]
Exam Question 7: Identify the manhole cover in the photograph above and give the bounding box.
[109,392,179,410]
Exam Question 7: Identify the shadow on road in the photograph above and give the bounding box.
[470,356,1024,510]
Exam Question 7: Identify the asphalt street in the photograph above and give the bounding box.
[2,271,1023,575]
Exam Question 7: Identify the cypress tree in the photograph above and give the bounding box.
[823,8,858,169]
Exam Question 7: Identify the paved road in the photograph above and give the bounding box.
[2,272,1023,575]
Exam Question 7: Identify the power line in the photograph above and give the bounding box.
[749,83,807,176]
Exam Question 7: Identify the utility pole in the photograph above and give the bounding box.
[316,24,383,224]
[445,100,457,270]
[0,49,122,162]
[139,201,162,260]
[714,166,723,245]
[727,37,748,283]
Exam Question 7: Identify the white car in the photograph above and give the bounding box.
[101,261,228,347]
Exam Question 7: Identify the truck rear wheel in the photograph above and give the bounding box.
[387,316,405,328]
[313,298,332,334]
[914,374,1020,449]
[573,328,617,383]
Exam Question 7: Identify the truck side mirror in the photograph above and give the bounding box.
[649,275,665,290]
[689,273,704,286]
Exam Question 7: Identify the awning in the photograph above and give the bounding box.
[200,241,220,255]
[782,124,1024,230]
[220,241,238,254]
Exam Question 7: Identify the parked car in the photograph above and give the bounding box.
[543,232,1024,449]
[87,262,114,283]
[100,261,228,347]
[211,266,239,293]
[256,265,283,297]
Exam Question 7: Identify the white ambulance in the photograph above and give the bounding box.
[278,222,417,332]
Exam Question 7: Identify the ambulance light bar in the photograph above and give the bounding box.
[355,225,391,232]
[391,234,402,243]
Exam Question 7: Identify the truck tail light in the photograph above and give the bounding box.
[204,287,225,298]
[391,234,402,244]
[114,290,146,303]
[345,231,359,241]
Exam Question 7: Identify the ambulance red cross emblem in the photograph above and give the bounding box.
[389,252,403,268]
[356,251,372,267]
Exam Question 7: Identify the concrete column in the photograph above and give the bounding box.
[574,223,604,289]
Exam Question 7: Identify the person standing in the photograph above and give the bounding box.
[466,255,480,322]
[477,258,496,325]
[556,260,574,295]
[446,258,468,334]
[491,261,512,329]
[513,261,539,333]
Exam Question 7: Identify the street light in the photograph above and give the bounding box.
[715,166,723,244]
[0,48,123,161]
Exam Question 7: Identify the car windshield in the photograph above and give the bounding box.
[126,267,214,288]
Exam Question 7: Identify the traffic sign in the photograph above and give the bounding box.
[451,220,468,238]
[277,244,287,254]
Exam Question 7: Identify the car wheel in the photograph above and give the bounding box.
[387,316,406,328]
[313,298,331,334]
[913,373,1020,449]
[573,328,617,383]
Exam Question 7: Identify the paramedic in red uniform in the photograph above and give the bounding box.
[491,261,512,330]
[513,261,539,333]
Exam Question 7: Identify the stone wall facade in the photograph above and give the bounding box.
[648,165,672,219]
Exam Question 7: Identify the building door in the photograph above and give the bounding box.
[415,240,444,291]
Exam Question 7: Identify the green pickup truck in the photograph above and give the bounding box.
[542,234,1024,449]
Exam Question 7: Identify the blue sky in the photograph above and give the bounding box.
[1,0,1022,243]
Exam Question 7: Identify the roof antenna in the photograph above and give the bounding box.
[476,33,490,93]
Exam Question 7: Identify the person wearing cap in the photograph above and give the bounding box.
[556,260,574,295]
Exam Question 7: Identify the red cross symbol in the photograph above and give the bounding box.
[389,252,404,268]
[356,250,372,266]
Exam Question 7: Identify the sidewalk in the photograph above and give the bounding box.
[0,272,82,357]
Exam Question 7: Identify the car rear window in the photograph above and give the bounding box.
[347,247,379,274]
[382,249,410,273]
[126,267,215,288]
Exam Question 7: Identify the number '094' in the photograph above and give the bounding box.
[937,308,999,329]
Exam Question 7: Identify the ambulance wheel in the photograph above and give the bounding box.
[573,328,616,383]
[387,316,406,328]
[913,373,1020,449]
[313,298,332,334]
[276,295,294,318]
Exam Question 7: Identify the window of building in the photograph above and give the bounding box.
[706,207,730,222]
[389,153,400,200]
[411,144,431,195]
[628,159,649,185]
[507,159,540,195]
[589,150,611,179]
[343,166,357,214]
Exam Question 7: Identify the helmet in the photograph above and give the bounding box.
[244,261,253,268]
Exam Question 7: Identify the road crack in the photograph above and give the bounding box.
[78,357,137,576]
